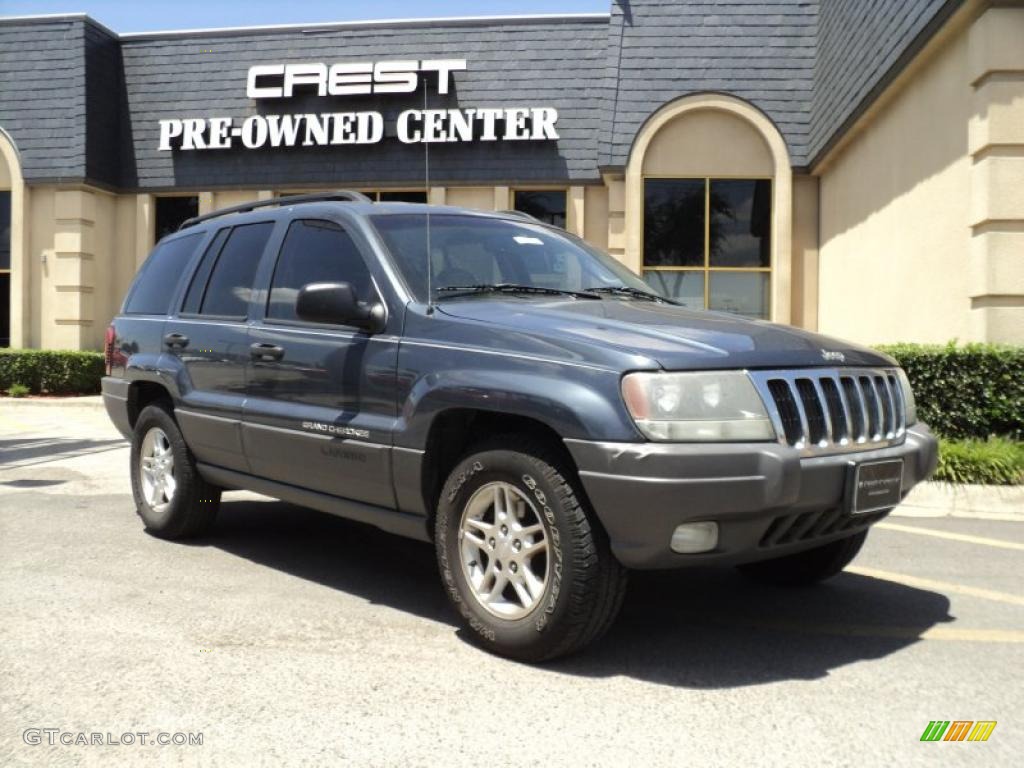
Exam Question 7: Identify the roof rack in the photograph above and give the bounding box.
[497,210,542,223]
[178,190,373,230]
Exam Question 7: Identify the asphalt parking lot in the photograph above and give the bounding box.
[1,400,1021,767]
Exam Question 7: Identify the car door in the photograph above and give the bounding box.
[165,220,277,473]
[242,217,399,508]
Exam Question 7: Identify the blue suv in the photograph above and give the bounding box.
[102,191,938,661]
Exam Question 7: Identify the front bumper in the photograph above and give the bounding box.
[565,424,938,569]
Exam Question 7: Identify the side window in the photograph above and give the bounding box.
[267,219,374,322]
[124,233,202,315]
[181,228,229,314]
[196,222,275,318]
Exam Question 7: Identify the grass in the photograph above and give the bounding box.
[6,383,30,398]
[934,437,1024,486]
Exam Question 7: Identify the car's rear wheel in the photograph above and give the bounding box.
[130,404,220,539]
[435,435,627,662]
[737,530,868,586]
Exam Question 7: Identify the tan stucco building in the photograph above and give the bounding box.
[1,0,1022,351]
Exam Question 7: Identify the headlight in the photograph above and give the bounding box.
[896,368,918,425]
[621,371,776,442]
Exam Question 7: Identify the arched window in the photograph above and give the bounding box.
[625,94,793,323]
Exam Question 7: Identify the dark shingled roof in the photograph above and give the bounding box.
[0,1,965,190]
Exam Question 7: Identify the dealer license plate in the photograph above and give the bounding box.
[847,459,904,514]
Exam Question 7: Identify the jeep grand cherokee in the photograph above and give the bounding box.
[102,191,938,661]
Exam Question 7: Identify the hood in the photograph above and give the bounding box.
[437,297,895,370]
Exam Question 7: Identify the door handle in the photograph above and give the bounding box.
[250,342,284,361]
[163,332,189,349]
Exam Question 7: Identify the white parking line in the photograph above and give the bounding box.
[847,565,1024,607]
[876,522,1024,552]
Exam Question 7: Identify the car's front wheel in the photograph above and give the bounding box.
[737,530,868,586]
[130,404,220,539]
[435,436,627,662]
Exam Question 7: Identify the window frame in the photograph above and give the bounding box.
[176,221,276,322]
[641,174,773,318]
[259,217,386,331]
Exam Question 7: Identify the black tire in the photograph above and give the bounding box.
[130,404,220,539]
[435,435,628,662]
[737,530,868,586]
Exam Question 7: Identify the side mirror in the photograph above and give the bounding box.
[295,282,386,333]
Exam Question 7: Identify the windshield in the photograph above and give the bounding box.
[370,213,659,303]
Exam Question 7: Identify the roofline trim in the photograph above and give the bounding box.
[117,13,610,41]
[0,11,610,40]
[0,12,120,38]
[0,12,89,23]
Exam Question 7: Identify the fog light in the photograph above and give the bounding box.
[670,522,719,554]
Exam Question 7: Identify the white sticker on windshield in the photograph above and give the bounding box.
[513,236,544,245]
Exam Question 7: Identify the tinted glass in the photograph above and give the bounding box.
[378,190,428,203]
[268,220,373,321]
[181,228,230,314]
[155,196,198,242]
[709,179,772,267]
[644,179,705,267]
[0,191,10,270]
[0,273,9,347]
[125,234,202,314]
[372,213,653,303]
[200,222,274,317]
[513,191,567,228]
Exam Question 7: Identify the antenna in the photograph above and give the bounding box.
[424,77,434,316]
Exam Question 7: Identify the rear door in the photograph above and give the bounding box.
[166,220,277,473]
[242,217,398,508]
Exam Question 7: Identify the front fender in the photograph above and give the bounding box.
[395,363,642,448]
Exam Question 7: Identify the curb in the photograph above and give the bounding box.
[0,395,105,409]
[894,481,1024,522]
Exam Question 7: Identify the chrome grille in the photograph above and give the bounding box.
[749,368,906,456]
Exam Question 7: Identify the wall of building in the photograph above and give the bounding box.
[966,6,1024,343]
[10,181,616,350]
[817,2,1022,345]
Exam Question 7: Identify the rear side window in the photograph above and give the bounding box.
[267,219,374,322]
[193,222,274,317]
[124,233,202,315]
[181,228,230,314]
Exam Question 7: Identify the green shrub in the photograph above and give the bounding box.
[934,437,1024,485]
[7,382,30,398]
[0,349,105,395]
[878,342,1023,440]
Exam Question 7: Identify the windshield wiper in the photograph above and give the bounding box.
[436,284,601,300]
[583,285,677,304]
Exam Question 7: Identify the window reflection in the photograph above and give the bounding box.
[513,190,567,228]
[709,180,771,268]
[708,272,770,319]
[643,177,771,318]
[643,270,704,310]
[643,179,704,268]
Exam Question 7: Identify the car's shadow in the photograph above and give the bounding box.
[204,497,954,689]
[0,437,125,468]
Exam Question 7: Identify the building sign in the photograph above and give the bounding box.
[158,58,559,151]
